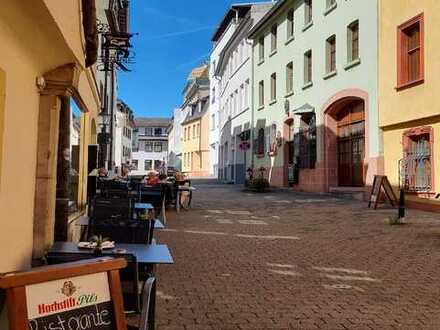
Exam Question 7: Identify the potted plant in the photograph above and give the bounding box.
[89,235,110,257]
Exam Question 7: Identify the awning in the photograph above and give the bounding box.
[292,103,315,114]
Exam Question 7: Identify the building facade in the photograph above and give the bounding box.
[181,65,211,177]
[248,0,380,195]
[114,99,134,170]
[379,0,440,211]
[168,107,186,171]
[214,3,273,184]
[0,1,103,326]
[131,118,170,175]
[95,0,130,171]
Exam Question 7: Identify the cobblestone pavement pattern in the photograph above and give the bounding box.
[153,181,440,330]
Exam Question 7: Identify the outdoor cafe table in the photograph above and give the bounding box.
[134,202,154,210]
[48,241,174,266]
[75,215,165,230]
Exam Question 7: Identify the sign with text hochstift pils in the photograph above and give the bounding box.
[0,258,128,330]
[26,272,113,330]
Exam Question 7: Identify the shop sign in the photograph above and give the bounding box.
[27,272,113,330]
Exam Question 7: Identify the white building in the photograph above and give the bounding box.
[167,107,185,171]
[113,100,134,170]
[209,10,238,179]
[131,118,170,176]
[212,3,274,183]
[248,0,380,193]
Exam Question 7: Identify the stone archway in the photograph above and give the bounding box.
[322,89,369,190]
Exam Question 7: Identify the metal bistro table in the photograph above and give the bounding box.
[48,242,173,272]
[75,215,165,232]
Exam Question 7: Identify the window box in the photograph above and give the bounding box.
[323,70,337,80]
[344,58,361,70]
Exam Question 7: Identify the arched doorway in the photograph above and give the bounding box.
[335,100,365,186]
[323,90,368,190]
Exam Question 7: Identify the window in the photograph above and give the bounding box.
[347,20,359,62]
[402,127,432,192]
[270,73,277,101]
[132,160,138,170]
[211,87,216,104]
[69,100,82,214]
[271,24,277,53]
[244,80,249,109]
[397,13,424,88]
[145,127,153,136]
[258,36,265,62]
[286,62,293,93]
[304,50,312,84]
[145,142,153,152]
[258,80,264,107]
[183,127,187,141]
[287,9,294,39]
[192,125,196,139]
[154,142,162,152]
[256,128,265,155]
[197,123,200,137]
[305,0,312,25]
[234,90,238,114]
[154,127,163,136]
[326,35,336,73]
[294,113,317,169]
[154,160,162,171]
[211,114,215,130]
[239,84,244,111]
[145,160,152,171]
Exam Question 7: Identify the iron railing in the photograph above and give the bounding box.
[399,155,432,192]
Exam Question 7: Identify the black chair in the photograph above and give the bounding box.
[139,184,166,222]
[89,218,154,245]
[92,197,131,222]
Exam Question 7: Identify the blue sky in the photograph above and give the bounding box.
[118,0,271,119]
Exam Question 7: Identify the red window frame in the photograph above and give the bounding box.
[397,13,424,90]
[402,126,434,194]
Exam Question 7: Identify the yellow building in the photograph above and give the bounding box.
[0,0,102,305]
[379,0,440,211]
[181,65,211,177]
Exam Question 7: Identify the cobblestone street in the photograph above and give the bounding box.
[155,181,440,330]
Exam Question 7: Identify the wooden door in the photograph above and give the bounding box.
[337,101,365,186]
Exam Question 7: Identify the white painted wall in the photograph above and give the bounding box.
[209,23,237,178]
[252,0,379,165]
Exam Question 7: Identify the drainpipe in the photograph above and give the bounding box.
[250,39,255,169]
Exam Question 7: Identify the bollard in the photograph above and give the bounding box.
[398,188,405,219]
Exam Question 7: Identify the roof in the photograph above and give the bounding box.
[248,0,287,38]
[134,117,171,128]
[211,4,253,42]
[187,64,209,80]
[181,98,209,125]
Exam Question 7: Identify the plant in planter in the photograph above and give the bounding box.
[89,235,110,256]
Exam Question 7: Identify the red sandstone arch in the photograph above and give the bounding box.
[321,89,369,190]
